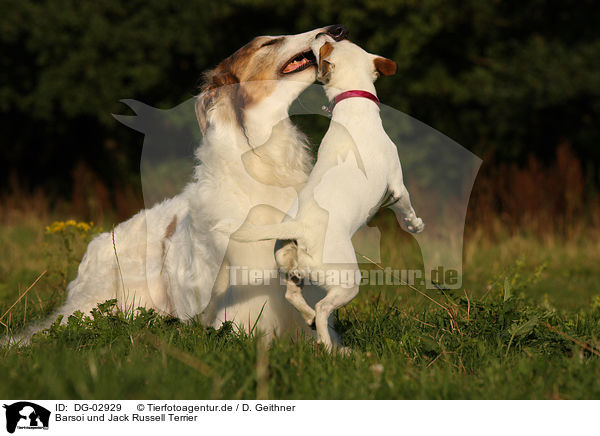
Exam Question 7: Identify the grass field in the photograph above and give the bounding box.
[1,213,600,399]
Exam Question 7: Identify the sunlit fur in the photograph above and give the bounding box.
[10,27,341,345]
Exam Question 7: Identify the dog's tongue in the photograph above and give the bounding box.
[283,57,309,74]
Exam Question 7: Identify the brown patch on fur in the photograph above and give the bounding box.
[164,215,178,239]
[195,36,285,134]
[195,61,240,135]
[160,215,178,307]
[373,57,397,76]
[318,42,334,80]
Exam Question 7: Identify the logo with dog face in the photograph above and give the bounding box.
[3,402,50,434]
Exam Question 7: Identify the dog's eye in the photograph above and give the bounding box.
[260,38,282,48]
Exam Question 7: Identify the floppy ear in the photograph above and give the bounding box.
[373,57,397,76]
[195,69,239,135]
[194,93,210,135]
[318,42,335,81]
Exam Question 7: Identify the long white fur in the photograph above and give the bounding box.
[230,37,425,351]
[6,27,341,346]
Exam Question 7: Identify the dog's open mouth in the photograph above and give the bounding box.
[280,50,317,74]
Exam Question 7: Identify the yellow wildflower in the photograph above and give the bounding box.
[46,221,66,233]
[76,222,91,232]
[46,220,94,234]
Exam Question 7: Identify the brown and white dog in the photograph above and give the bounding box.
[9,25,348,345]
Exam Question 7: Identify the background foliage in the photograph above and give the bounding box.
[1,0,599,208]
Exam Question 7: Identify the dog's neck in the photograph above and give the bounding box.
[197,79,312,189]
[325,82,379,119]
[243,80,309,148]
[240,81,312,188]
[324,73,377,103]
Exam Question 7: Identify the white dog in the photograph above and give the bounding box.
[8,26,349,345]
[228,37,425,351]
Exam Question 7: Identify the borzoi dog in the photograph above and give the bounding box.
[228,37,424,351]
[9,25,348,344]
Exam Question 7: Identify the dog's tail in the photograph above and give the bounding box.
[1,280,99,348]
[230,221,304,243]
[0,309,63,348]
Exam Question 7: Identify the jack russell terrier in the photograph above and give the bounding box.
[229,36,424,351]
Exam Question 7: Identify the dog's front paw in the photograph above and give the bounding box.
[405,216,425,234]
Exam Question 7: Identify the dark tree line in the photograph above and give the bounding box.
[1,0,599,200]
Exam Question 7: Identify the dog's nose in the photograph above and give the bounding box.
[325,24,348,41]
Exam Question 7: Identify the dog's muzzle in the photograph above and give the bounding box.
[324,24,348,41]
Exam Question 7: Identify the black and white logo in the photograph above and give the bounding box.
[3,402,50,434]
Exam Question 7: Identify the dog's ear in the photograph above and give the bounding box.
[194,93,210,135]
[373,57,397,77]
[195,68,239,135]
[318,42,335,81]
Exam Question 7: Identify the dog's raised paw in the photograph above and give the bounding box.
[406,217,425,234]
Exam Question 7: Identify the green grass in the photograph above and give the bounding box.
[1,214,600,399]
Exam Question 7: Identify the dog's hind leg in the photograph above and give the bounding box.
[275,240,317,326]
[285,276,316,327]
[314,241,360,352]
[315,281,358,352]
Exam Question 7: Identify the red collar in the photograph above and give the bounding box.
[322,90,380,114]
